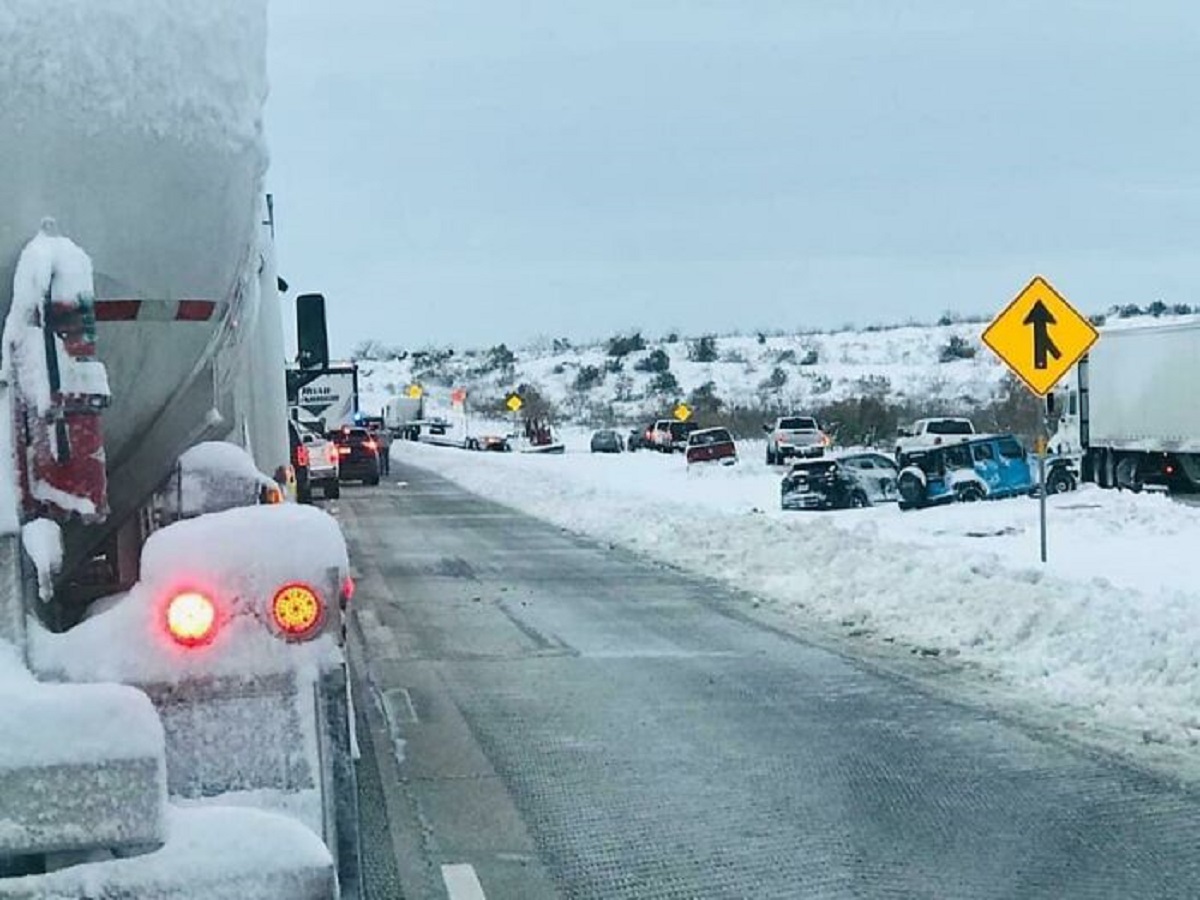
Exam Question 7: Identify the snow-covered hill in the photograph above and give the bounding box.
[355,312,1199,431]
[356,321,1007,425]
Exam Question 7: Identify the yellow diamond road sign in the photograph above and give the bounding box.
[406,383,423,399]
[981,275,1099,396]
[674,403,691,422]
[506,394,523,413]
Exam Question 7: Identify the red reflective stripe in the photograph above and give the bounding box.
[176,300,217,321]
[94,300,142,321]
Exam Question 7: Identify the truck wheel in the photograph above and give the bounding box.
[1116,456,1143,493]
[897,471,926,509]
[1046,468,1073,495]
[765,447,774,466]
[956,483,985,503]
[324,480,341,500]
[367,474,381,486]
[297,480,313,504]
[850,491,869,509]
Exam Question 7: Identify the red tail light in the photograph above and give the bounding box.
[295,444,310,467]
[341,576,355,602]
[271,583,325,639]
[326,445,338,464]
[338,446,351,456]
[363,439,378,452]
[166,591,217,646]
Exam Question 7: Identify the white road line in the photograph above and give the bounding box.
[441,863,487,900]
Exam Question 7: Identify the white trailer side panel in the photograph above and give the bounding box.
[295,368,358,429]
[1089,320,1200,452]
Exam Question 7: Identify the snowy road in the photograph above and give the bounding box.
[340,469,1200,899]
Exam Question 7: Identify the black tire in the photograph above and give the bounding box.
[1046,468,1073,495]
[956,483,985,503]
[297,479,313,505]
[323,480,341,500]
[766,448,774,466]
[849,491,869,509]
[367,474,381,486]
[897,470,926,510]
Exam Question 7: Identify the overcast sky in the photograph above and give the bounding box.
[266,1,1198,355]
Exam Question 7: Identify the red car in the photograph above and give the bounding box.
[685,427,738,466]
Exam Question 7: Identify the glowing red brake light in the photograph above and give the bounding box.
[341,576,355,602]
[363,439,378,451]
[166,591,217,646]
[295,444,310,467]
[271,583,325,639]
[338,446,351,456]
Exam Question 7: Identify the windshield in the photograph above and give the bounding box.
[926,420,973,435]
[779,417,817,430]
[691,429,732,445]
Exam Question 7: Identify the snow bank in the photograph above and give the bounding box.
[30,504,348,685]
[0,1,267,150]
[400,441,1200,751]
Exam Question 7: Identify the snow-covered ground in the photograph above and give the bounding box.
[396,438,1200,764]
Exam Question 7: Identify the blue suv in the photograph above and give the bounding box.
[896,434,1034,510]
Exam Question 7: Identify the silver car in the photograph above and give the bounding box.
[838,452,900,504]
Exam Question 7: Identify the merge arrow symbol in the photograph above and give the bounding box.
[1023,300,1061,370]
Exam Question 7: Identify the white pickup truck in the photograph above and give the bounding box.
[764,416,828,465]
[893,417,976,458]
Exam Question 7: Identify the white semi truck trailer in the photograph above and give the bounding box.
[1050,318,1200,492]
[0,4,361,896]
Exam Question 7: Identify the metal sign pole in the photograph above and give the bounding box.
[1038,439,1048,563]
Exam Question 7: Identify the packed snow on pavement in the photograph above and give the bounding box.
[395,437,1200,760]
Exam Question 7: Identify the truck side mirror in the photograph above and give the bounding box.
[296,293,329,370]
[762,423,771,433]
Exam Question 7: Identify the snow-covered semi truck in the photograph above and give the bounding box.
[0,4,360,897]
[1050,319,1200,491]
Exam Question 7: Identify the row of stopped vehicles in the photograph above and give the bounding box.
[778,415,1065,511]
[779,309,1200,511]
[0,10,362,899]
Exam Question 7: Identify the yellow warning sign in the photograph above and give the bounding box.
[673,403,692,422]
[405,383,423,399]
[506,393,523,413]
[981,275,1098,396]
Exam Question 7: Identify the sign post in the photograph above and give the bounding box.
[506,392,523,443]
[451,387,468,439]
[981,275,1098,563]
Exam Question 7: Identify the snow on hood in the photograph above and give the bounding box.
[165,442,277,518]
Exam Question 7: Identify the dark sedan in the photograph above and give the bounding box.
[590,430,624,453]
[329,426,382,485]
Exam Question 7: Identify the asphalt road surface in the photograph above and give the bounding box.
[338,462,1200,899]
